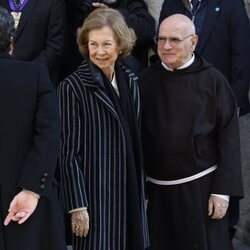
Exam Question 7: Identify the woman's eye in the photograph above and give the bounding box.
[104,43,112,47]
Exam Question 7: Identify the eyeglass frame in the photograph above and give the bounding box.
[156,34,194,46]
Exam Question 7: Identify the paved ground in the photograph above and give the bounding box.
[234,238,250,250]
[67,237,250,250]
[68,240,250,250]
[236,114,250,247]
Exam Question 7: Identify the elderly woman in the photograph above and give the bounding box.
[58,7,149,250]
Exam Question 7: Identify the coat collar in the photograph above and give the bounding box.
[75,58,120,121]
[73,58,138,123]
[75,57,138,90]
[74,58,104,89]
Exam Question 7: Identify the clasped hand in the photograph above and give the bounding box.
[71,210,90,237]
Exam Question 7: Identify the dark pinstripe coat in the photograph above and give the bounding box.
[58,59,149,250]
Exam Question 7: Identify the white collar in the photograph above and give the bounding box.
[161,54,195,71]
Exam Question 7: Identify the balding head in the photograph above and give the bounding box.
[157,14,198,69]
[159,14,196,37]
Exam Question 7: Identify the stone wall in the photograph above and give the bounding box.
[234,1,249,246]
[245,0,250,16]
[236,115,250,246]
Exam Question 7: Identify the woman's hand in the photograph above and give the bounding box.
[71,210,90,237]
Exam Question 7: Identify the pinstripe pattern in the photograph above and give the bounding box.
[58,60,149,250]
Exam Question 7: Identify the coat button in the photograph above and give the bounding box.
[43,173,48,177]
[40,184,45,189]
[41,177,46,182]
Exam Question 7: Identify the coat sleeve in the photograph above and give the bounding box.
[117,0,155,44]
[158,0,175,27]
[211,75,244,198]
[57,80,88,212]
[18,64,60,198]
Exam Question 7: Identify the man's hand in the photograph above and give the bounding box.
[71,210,90,237]
[4,190,39,225]
[208,195,229,219]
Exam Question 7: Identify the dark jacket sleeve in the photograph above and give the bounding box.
[18,64,60,197]
[116,0,155,44]
[34,0,66,71]
[159,0,167,25]
[158,0,176,27]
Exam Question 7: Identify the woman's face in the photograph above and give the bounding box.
[88,26,119,80]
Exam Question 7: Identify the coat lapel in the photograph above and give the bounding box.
[77,60,121,121]
[14,0,38,40]
[196,0,222,53]
[94,89,121,121]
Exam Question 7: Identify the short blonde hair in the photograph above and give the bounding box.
[77,8,136,58]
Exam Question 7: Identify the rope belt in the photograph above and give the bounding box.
[147,165,217,185]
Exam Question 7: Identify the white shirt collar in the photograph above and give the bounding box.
[111,72,119,96]
[161,54,195,71]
